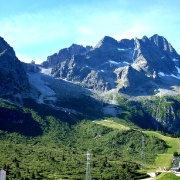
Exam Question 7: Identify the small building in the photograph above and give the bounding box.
[0,169,6,180]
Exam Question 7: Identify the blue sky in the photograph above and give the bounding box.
[0,0,180,64]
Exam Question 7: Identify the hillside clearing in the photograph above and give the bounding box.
[95,119,180,170]
[154,172,180,180]
[144,131,180,169]
[94,119,130,131]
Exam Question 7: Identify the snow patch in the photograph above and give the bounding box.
[123,61,130,65]
[176,66,180,74]
[29,73,56,104]
[108,60,131,67]
[170,74,180,79]
[158,71,180,79]
[173,58,178,61]
[158,72,166,76]
[161,56,165,59]
[132,40,138,62]
[40,67,52,75]
[117,48,125,51]
[109,60,119,64]
[101,70,105,72]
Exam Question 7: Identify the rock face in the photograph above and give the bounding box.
[132,35,178,75]
[22,61,40,73]
[42,34,180,95]
[41,44,92,68]
[0,37,29,96]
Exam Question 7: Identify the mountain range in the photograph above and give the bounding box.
[43,34,180,95]
[0,34,180,133]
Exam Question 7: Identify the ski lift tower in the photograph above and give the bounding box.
[85,151,91,180]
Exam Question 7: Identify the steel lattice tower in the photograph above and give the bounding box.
[141,134,146,168]
[85,151,91,180]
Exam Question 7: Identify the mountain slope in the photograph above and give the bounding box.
[95,118,180,169]
[27,67,104,120]
[0,36,180,179]
[0,37,29,97]
[0,35,180,133]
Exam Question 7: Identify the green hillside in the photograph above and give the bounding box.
[116,96,180,135]
[0,100,168,180]
[154,172,180,180]
[144,131,180,169]
[96,118,180,170]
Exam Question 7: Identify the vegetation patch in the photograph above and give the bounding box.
[154,172,180,180]
[95,118,180,171]
[144,131,180,169]
[95,119,130,131]
[0,100,168,179]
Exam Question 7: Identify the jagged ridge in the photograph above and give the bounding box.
[41,34,180,95]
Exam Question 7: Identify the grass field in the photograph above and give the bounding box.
[144,131,180,169]
[95,119,130,131]
[95,119,180,170]
[154,172,180,180]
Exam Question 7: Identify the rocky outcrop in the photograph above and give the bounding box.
[132,36,177,75]
[42,44,92,68]
[0,37,29,96]
[116,65,159,95]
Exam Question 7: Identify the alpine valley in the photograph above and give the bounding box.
[0,34,180,180]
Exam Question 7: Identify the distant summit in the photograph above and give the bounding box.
[41,34,180,95]
[42,44,92,68]
[94,36,118,48]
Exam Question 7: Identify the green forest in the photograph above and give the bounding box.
[0,98,178,179]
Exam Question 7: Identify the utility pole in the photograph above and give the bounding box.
[141,134,146,169]
[85,151,91,180]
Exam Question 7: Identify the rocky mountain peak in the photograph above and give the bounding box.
[0,36,10,50]
[42,43,92,68]
[63,43,90,55]
[118,38,134,49]
[94,36,118,48]
[142,36,149,41]
[150,34,174,53]
[0,36,16,57]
